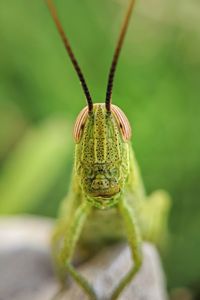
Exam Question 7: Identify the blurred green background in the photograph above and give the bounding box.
[0,0,200,298]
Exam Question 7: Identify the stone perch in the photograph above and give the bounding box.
[0,217,168,300]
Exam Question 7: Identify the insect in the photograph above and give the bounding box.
[45,0,171,299]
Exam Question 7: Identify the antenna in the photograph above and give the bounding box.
[45,0,93,112]
[105,0,136,112]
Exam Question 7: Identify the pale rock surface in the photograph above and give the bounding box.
[0,217,168,300]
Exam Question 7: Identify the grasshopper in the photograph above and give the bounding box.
[46,0,171,299]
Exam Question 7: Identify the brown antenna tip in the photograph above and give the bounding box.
[105,0,136,112]
[45,0,93,112]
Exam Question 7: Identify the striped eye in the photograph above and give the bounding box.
[111,105,132,141]
[73,106,88,143]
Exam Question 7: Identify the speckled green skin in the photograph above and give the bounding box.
[52,104,171,300]
[75,104,130,209]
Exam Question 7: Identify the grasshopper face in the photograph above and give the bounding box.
[74,103,131,208]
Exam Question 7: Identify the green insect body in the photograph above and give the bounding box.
[45,0,171,299]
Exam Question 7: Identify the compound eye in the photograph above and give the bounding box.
[73,106,88,143]
[111,105,132,141]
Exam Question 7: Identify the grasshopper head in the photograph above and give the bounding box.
[46,0,135,208]
[74,103,131,208]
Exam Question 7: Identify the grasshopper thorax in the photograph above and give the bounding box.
[74,103,131,209]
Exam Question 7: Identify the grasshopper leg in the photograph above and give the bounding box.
[140,190,171,247]
[111,197,142,300]
[51,195,77,281]
[57,201,97,300]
